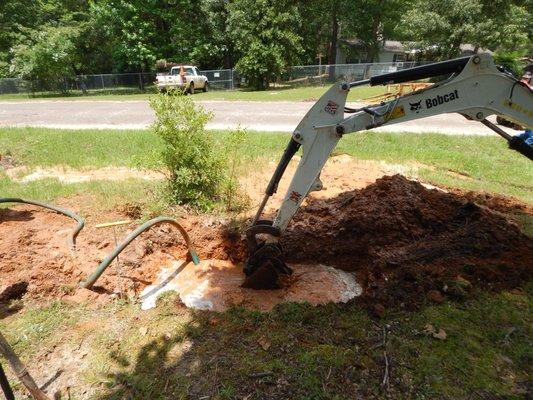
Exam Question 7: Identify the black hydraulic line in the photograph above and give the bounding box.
[368,56,471,86]
[480,119,533,161]
[0,198,84,251]
[252,138,301,225]
[348,79,371,88]
[0,363,15,400]
[79,217,200,289]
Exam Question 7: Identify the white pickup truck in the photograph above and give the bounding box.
[155,65,208,94]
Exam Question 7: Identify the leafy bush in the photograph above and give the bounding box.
[10,26,79,92]
[150,90,224,210]
[493,51,524,78]
[221,127,250,212]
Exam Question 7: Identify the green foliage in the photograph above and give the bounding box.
[221,127,250,212]
[0,0,531,83]
[401,0,531,59]
[228,0,303,89]
[343,0,413,62]
[10,25,79,90]
[493,51,525,77]
[150,90,224,209]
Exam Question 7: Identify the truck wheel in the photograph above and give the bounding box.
[188,82,195,95]
[203,82,209,92]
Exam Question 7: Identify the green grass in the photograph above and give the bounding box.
[1,127,531,204]
[0,174,164,210]
[0,126,531,398]
[1,287,530,399]
[0,85,386,103]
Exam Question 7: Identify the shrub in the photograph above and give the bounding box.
[493,51,524,78]
[150,90,224,210]
[221,127,250,212]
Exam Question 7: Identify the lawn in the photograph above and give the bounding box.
[1,127,532,203]
[1,287,531,399]
[0,127,532,399]
[0,84,387,103]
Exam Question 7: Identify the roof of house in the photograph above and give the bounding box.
[341,38,492,55]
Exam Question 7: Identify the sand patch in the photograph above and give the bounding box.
[5,165,165,183]
[140,259,362,312]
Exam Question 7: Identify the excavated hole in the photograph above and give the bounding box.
[0,173,531,312]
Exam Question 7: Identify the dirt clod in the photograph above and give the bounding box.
[427,290,445,304]
[283,175,532,309]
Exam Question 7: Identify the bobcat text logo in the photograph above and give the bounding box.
[325,100,338,115]
[425,89,459,109]
[409,100,422,113]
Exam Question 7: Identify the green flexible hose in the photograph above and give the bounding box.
[79,216,200,289]
[0,198,84,251]
[1,199,198,292]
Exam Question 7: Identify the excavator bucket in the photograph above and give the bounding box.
[242,260,282,289]
[242,241,293,290]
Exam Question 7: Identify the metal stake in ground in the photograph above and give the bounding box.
[0,330,51,400]
[0,362,15,400]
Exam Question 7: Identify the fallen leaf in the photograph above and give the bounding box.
[423,324,446,340]
[433,328,447,340]
[423,324,436,335]
[257,336,271,351]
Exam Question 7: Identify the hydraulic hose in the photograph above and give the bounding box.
[0,198,84,251]
[79,217,200,289]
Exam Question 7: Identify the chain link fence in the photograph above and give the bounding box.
[0,61,430,97]
[281,61,427,86]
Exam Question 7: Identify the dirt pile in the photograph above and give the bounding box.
[283,175,532,309]
[1,172,531,312]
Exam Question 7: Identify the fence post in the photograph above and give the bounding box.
[100,74,105,90]
[139,73,144,91]
[230,68,234,90]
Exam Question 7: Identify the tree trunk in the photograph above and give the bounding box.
[328,11,338,81]
[368,0,385,62]
[0,331,50,400]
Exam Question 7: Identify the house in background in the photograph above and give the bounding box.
[336,39,492,64]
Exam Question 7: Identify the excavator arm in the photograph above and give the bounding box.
[244,54,533,288]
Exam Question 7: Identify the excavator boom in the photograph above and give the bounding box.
[243,53,533,288]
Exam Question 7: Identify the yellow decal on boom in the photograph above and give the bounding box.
[388,105,406,120]
[503,100,533,119]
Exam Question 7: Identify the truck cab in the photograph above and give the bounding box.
[156,65,209,94]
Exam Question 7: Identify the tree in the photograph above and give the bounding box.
[401,0,530,59]
[0,0,92,77]
[90,0,214,72]
[190,0,235,69]
[10,25,79,91]
[341,0,412,62]
[228,0,303,89]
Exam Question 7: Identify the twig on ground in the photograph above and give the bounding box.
[249,371,273,379]
[380,326,390,391]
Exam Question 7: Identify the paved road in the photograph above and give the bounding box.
[0,99,511,135]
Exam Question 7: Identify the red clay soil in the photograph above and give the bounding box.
[282,175,533,310]
[0,174,531,311]
[0,205,243,303]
